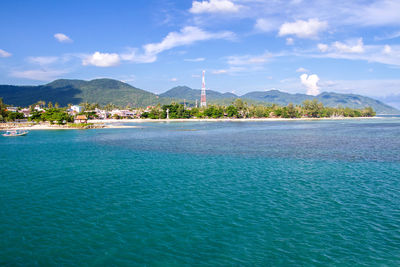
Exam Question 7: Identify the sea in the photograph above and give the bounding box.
[1,117,400,266]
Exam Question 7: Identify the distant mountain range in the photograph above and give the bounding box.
[0,79,398,114]
[161,86,399,114]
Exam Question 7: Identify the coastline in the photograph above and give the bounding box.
[0,116,380,131]
[91,116,379,123]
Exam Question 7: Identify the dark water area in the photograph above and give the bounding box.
[1,118,399,265]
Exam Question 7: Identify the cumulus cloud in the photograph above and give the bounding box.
[170,77,178,82]
[332,38,364,53]
[144,26,234,56]
[54,33,72,43]
[279,18,328,38]
[82,51,120,67]
[190,0,240,14]
[317,39,364,54]
[300,73,320,95]
[0,49,12,58]
[11,69,68,81]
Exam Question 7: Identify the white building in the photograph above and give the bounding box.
[71,105,83,113]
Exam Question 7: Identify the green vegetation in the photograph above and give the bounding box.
[161,86,398,114]
[0,97,377,125]
[0,78,161,108]
[140,99,376,119]
[0,98,24,122]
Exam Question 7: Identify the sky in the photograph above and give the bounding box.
[1,0,400,107]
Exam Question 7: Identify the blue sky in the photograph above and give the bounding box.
[1,0,400,106]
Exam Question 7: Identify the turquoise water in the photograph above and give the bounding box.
[1,118,400,266]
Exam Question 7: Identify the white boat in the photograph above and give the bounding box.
[2,129,29,137]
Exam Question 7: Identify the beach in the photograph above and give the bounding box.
[0,116,380,131]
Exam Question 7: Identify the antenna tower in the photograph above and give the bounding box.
[200,70,207,107]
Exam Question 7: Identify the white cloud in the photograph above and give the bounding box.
[332,38,364,53]
[286,37,294,45]
[28,56,59,65]
[279,18,328,38]
[170,77,178,82]
[383,45,392,54]
[319,79,400,98]
[144,26,234,56]
[227,52,272,66]
[349,0,400,26]
[11,69,68,81]
[82,51,120,67]
[300,73,320,95]
[375,31,400,41]
[312,43,400,66]
[212,69,228,74]
[184,57,205,62]
[296,67,308,73]
[190,0,241,14]
[120,49,157,63]
[255,18,277,32]
[0,49,12,58]
[54,33,72,43]
[89,27,233,65]
[317,39,365,54]
[317,43,329,52]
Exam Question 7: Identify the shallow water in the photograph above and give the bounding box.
[1,118,400,265]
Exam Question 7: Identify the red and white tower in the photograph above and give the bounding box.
[200,70,207,107]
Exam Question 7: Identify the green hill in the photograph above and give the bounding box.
[160,86,399,114]
[0,78,160,107]
[242,90,398,114]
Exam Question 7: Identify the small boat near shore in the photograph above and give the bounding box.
[2,129,29,137]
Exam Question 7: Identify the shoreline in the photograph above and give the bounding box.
[0,116,382,131]
[92,116,379,123]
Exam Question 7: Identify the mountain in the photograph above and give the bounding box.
[0,78,160,107]
[0,79,398,114]
[159,86,398,114]
[242,90,398,114]
[160,86,237,100]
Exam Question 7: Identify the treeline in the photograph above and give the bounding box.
[0,98,73,124]
[142,99,376,119]
[0,97,376,123]
[0,98,24,122]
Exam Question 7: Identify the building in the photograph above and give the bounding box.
[6,107,18,112]
[71,105,83,113]
[74,115,87,123]
[20,108,31,117]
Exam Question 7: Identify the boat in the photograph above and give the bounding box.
[2,129,29,137]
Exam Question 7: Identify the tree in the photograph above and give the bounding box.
[361,106,376,117]
[286,103,298,118]
[302,99,323,117]
[226,105,238,117]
